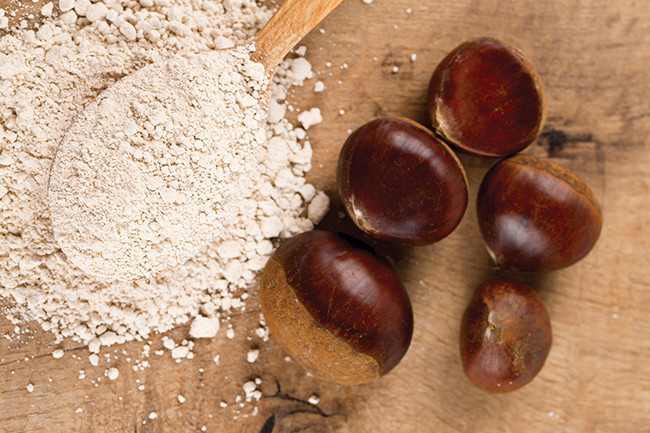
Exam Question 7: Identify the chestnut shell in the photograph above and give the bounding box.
[428,37,546,158]
[337,117,469,246]
[460,277,552,393]
[260,230,414,384]
[477,154,602,271]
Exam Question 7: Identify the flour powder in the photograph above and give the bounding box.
[49,44,268,281]
[0,0,329,350]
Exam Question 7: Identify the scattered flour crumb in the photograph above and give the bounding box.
[255,326,269,341]
[308,394,320,405]
[162,337,176,350]
[171,346,190,359]
[149,412,158,420]
[178,395,186,403]
[189,316,220,339]
[297,108,323,130]
[289,57,314,85]
[243,380,262,402]
[247,349,259,363]
[107,367,119,380]
[52,349,64,359]
[314,81,325,92]
[308,192,331,223]
[243,381,256,392]
[26,383,35,393]
[87,339,101,354]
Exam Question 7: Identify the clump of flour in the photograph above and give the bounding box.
[0,0,328,349]
[49,45,268,281]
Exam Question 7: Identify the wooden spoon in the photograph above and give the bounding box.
[252,0,343,77]
[47,0,345,281]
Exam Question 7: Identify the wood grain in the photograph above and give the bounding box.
[2,0,650,432]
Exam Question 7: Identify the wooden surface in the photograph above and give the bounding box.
[2,0,650,431]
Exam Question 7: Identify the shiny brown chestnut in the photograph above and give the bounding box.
[337,117,469,246]
[477,154,602,271]
[428,37,546,158]
[460,277,552,393]
[260,230,414,385]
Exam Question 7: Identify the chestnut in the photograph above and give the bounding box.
[460,277,552,393]
[260,230,413,385]
[337,117,469,246]
[428,37,546,158]
[477,154,602,271]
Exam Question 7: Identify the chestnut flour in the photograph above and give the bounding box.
[0,0,329,351]
[49,45,268,281]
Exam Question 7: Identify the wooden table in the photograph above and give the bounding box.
[2,0,649,431]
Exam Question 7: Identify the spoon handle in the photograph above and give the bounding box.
[252,0,345,73]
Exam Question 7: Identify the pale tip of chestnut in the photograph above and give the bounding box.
[460,277,552,393]
[484,243,501,270]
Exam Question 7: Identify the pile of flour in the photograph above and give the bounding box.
[0,0,329,349]
[49,45,269,281]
